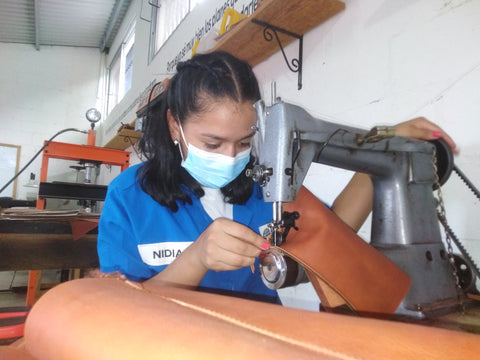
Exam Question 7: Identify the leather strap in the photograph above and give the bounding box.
[277,186,411,316]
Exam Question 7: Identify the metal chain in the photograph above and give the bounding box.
[438,214,480,281]
[432,148,465,312]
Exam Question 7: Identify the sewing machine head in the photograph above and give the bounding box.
[248,100,321,204]
[248,99,439,244]
[247,99,340,245]
[248,99,397,245]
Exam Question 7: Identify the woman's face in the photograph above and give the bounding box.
[169,98,257,158]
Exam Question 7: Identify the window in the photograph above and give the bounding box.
[150,0,200,59]
[107,22,136,115]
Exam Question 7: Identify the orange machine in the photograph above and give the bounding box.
[26,119,130,306]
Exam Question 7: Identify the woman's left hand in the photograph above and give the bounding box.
[333,116,459,232]
[394,117,458,154]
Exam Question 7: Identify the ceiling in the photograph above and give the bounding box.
[0,0,133,52]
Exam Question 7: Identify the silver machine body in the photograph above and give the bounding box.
[252,100,461,318]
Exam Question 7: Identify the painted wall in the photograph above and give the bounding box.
[100,0,480,310]
[0,44,102,202]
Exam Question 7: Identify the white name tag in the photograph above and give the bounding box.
[137,242,192,266]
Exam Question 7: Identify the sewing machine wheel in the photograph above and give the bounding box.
[430,138,454,189]
[453,254,477,293]
[259,248,287,289]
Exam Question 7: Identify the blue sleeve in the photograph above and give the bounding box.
[97,183,156,282]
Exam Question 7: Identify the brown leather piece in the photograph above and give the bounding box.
[278,186,411,316]
[0,346,36,360]
[20,278,480,360]
[69,219,99,240]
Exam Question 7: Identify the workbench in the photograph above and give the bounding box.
[0,210,99,272]
[419,304,480,334]
[0,209,100,306]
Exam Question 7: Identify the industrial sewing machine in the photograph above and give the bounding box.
[249,99,473,319]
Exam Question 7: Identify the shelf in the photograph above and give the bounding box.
[104,80,169,151]
[212,0,345,68]
[104,121,140,150]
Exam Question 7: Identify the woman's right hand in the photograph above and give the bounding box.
[144,218,268,290]
[193,218,269,272]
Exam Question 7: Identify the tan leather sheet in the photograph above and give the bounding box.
[279,186,411,316]
[20,278,480,360]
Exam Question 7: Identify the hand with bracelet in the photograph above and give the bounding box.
[333,116,458,232]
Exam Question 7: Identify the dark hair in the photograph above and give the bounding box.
[137,51,261,212]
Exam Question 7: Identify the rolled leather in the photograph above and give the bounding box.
[279,186,411,316]
[0,345,36,360]
[22,278,480,360]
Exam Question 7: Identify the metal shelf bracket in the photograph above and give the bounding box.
[252,19,304,90]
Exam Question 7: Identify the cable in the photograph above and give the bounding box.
[315,128,350,160]
[0,128,87,195]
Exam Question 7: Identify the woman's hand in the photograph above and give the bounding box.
[394,117,458,154]
[145,218,268,290]
[333,117,458,232]
[193,218,268,272]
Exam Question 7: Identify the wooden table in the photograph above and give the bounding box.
[0,215,99,271]
[0,210,100,305]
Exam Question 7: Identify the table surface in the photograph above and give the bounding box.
[0,214,99,271]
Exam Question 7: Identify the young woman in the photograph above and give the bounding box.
[97,51,456,303]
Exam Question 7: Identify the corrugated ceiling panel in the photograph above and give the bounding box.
[38,0,116,47]
[0,0,131,49]
[0,0,35,44]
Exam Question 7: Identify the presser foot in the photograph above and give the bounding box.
[268,211,300,246]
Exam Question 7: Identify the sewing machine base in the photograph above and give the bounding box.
[375,243,464,319]
[395,296,473,320]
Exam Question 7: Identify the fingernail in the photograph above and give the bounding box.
[262,241,270,250]
[432,131,441,138]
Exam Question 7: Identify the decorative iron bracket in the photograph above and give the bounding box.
[251,19,304,90]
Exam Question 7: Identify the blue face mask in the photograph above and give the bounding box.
[178,123,251,189]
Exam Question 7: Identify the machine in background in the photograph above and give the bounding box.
[36,109,130,212]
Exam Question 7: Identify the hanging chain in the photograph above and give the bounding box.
[432,148,465,312]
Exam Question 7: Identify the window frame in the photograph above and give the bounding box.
[106,20,136,115]
[148,0,200,63]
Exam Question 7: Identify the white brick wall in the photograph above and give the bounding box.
[0,44,102,201]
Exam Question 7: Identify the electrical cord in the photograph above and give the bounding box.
[0,128,87,195]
